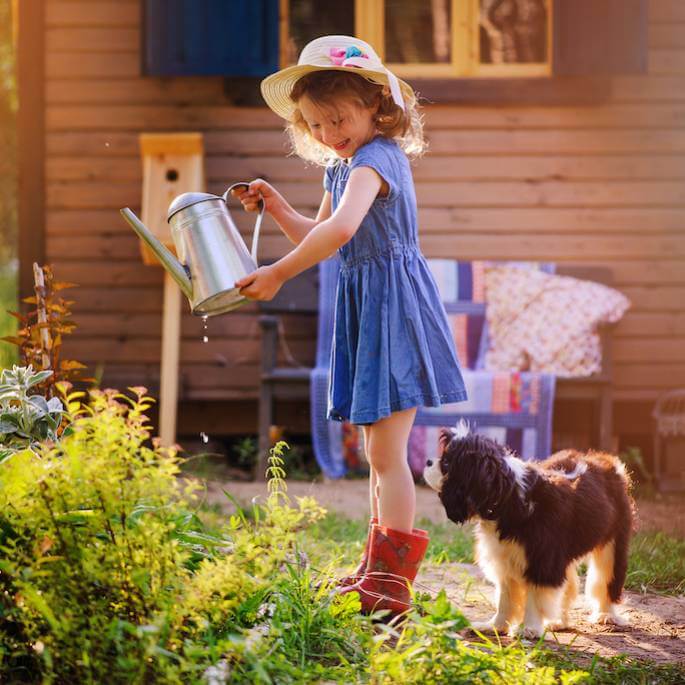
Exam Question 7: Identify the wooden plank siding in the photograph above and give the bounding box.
[36,0,685,438]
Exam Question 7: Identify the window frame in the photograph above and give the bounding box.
[280,0,553,78]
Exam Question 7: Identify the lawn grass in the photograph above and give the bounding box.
[536,650,685,685]
[0,261,18,369]
[626,530,685,596]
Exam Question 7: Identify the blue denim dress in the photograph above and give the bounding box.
[324,136,468,425]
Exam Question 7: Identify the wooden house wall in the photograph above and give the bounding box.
[40,0,685,437]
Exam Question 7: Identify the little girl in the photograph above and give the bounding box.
[234,35,467,616]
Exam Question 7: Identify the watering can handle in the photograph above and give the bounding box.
[224,182,265,266]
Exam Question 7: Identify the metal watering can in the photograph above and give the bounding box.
[120,183,264,316]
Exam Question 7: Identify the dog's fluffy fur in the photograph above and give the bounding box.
[424,423,635,637]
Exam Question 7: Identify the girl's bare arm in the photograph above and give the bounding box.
[231,178,331,246]
[271,191,332,245]
[272,167,380,282]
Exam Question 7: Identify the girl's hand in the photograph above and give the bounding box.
[229,178,282,214]
[235,265,284,301]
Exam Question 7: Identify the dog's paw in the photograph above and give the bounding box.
[515,624,544,640]
[590,610,628,627]
[544,619,570,632]
[470,620,508,634]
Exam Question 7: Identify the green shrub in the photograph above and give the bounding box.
[0,389,327,683]
[0,365,64,462]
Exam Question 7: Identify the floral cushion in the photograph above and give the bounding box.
[483,265,630,377]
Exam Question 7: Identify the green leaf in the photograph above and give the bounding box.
[47,397,64,413]
[21,585,62,632]
[55,509,97,525]
[28,370,53,387]
[0,420,18,434]
[29,395,49,416]
[45,413,62,431]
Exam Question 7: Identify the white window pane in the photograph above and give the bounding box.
[385,0,452,63]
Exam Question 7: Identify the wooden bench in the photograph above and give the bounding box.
[256,263,615,479]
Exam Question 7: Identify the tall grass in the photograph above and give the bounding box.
[0,261,18,369]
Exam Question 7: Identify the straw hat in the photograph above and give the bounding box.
[260,35,414,121]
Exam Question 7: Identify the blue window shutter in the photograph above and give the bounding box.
[143,0,279,77]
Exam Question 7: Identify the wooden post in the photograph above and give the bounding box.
[159,273,182,446]
[138,133,205,447]
[32,263,51,372]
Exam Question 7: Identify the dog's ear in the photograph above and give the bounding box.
[438,428,453,453]
[439,484,470,525]
[471,444,517,520]
[439,436,477,524]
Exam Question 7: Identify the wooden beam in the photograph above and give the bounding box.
[17,0,46,302]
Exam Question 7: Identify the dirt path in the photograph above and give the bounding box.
[201,477,685,665]
[420,563,685,665]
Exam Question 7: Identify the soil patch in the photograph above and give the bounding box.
[419,563,685,665]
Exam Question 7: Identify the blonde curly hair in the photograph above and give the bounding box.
[285,70,426,166]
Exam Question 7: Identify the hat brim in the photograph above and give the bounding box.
[260,65,415,120]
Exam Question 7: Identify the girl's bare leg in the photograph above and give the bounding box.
[361,426,379,520]
[366,407,417,533]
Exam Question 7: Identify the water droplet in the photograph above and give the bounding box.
[200,431,209,444]
[202,335,209,343]
[104,142,110,147]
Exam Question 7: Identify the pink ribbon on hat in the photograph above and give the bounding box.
[329,46,368,66]
[327,47,405,111]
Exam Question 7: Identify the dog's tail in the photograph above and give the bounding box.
[608,461,635,603]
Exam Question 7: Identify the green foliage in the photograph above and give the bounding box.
[232,435,257,469]
[0,0,16,267]
[0,365,64,460]
[5,386,679,682]
[619,445,654,496]
[0,263,17,369]
[367,591,585,684]
[0,390,329,683]
[537,649,685,685]
[626,530,685,596]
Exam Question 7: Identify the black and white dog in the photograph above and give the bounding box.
[423,422,634,637]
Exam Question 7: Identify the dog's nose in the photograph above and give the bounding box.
[426,459,433,467]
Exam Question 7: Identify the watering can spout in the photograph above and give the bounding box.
[120,208,193,299]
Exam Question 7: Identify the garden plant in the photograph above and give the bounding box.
[0,376,593,684]
[1,369,684,682]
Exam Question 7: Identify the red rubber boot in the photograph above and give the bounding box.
[338,519,429,587]
[337,524,430,616]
